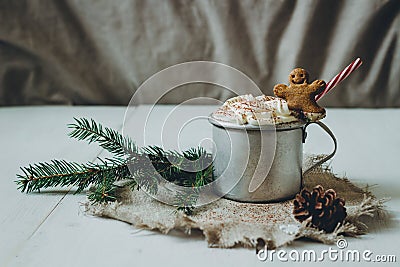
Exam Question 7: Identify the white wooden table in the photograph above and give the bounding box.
[1,106,399,267]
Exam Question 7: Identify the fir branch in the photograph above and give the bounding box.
[173,153,214,215]
[174,188,198,216]
[142,145,214,187]
[68,118,137,157]
[16,118,215,212]
[16,159,132,202]
[127,160,159,196]
[87,177,118,203]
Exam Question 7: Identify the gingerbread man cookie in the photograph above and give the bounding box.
[273,68,326,118]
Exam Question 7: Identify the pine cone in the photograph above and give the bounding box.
[293,185,347,232]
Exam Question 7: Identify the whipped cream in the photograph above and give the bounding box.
[212,94,299,126]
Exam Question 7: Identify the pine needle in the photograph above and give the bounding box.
[68,117,137,157]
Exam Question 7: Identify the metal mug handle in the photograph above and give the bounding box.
[302,121,337,177]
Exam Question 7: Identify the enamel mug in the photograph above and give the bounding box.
[209,116,337,203]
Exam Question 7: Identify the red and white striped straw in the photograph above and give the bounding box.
[316,58,363,101]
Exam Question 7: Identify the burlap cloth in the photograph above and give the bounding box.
[85,155,388,248]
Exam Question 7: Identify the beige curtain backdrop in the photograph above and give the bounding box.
[0,0,399,107]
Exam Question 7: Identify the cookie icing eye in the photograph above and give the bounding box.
[291,74,295,78]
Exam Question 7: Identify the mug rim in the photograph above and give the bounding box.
[208,113,306,131]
